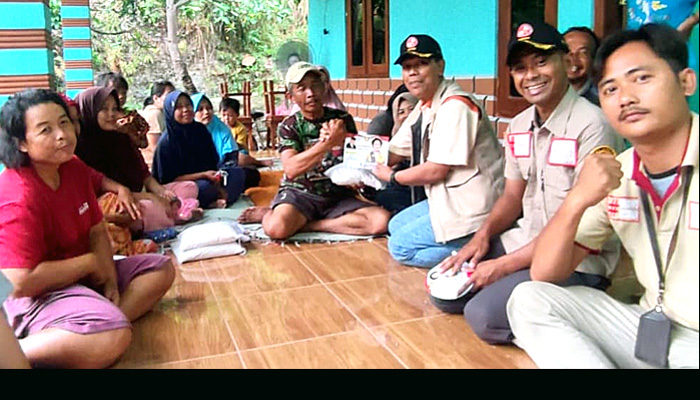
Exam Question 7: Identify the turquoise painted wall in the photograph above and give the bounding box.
[0,3,50,29]
[389,0,498,78]
[308,0,499,79]
[0,49,53,75]
[308,0,347,81]
[689,2,699,113]
[557,0,595,31]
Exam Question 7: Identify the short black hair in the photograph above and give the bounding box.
[220,97,240,114]
[372,137,383,146]
[592,23,688,86]
[96,71,129,92]
[0,89,71,169]
[563,26,600,53]
[151,80,174,97]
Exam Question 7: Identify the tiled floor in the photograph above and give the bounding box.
[112,237,537,369]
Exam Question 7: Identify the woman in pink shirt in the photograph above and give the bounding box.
[0,89,175,368]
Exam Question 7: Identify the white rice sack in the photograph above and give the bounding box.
[171,240,247,263]
[178,221,250,251]
[324,164,386,190]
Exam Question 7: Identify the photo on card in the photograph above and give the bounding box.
[343,134,390,170]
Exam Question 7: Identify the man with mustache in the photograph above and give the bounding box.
[433,21,623,345]
[372,34,505,270]
[238,62,390,239]
[508,23,698,368]
[564,26,601,106]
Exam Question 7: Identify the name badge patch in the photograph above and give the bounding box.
[548,138,578,167]
[690,201,699,230]
[508,132,531,158]
[607,195,640,222]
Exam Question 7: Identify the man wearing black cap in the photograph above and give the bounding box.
[434,21,623,345]
[373,34,505,270]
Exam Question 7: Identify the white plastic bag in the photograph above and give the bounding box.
[178,221,250,251]
[323,164,386,190]
[171,240,247,263]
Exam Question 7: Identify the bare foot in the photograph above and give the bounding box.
[238,206,270,223]
[209,199,227,209]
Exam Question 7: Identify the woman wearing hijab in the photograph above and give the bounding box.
[368,91,417,214]
[192,93,260,190]
[74,87,200,233]
[152,90,244,208]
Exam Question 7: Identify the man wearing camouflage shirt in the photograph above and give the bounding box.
[238,62,390,239]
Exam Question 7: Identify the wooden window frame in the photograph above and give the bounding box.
[346,0,389,78]
[594,0,626,40]
[497,0,558,118]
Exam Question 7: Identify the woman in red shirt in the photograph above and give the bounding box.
[0,89,175,368]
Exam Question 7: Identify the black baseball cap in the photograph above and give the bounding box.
[506,21,569,66]
[394,34,443,65]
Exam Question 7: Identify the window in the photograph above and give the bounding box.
[497,0,558,117]
[346,0,389,78]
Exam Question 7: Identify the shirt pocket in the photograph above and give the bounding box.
[544,164,576,215]
[445,166,479,188]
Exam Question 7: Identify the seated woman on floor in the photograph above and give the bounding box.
[0,89,175,368]
[59,92,162,255]
[74,87,201,234]
[152,90,245,208]
[192,92,262,190]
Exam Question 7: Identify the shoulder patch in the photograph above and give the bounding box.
[442,95,481,117]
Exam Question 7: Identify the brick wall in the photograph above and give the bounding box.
[332,76,511,141]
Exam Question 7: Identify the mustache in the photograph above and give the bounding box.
[619,106,650,121]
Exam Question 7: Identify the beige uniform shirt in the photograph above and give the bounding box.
[139,105,166,135]
[390,79,504,243]
[576,113,699,330]
[501,86,622,277]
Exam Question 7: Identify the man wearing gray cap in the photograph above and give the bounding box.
[238,62,390,239]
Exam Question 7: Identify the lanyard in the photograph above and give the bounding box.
[638,166,692,311]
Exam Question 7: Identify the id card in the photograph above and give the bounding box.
[634,309,672,368]
[548,138,578,167]
[508,133,531,158]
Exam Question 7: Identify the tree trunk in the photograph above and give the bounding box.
[165,0,197,94]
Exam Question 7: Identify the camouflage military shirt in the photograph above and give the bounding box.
[277,107,357,197]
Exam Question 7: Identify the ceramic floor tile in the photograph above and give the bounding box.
[327,271,441,327]
[203,252,321,299]
[244,240,292,256]
[161,262,218,304]
[242,330,405,369]
[372,314,537,369]
[218,285,358,350]
[371,236,389,250]
[113,300,236,368]
[294,242,408,283]
[285,240,361,254]
[147,353,244,369]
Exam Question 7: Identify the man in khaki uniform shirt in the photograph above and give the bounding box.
[508,23,699,368]
[434,22,622,345]
[373,34,504,269]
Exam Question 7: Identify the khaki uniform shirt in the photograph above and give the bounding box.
[139,105,166,135]
[501,86,622,277]
[576,113,699,330]
[390,79,504,243]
